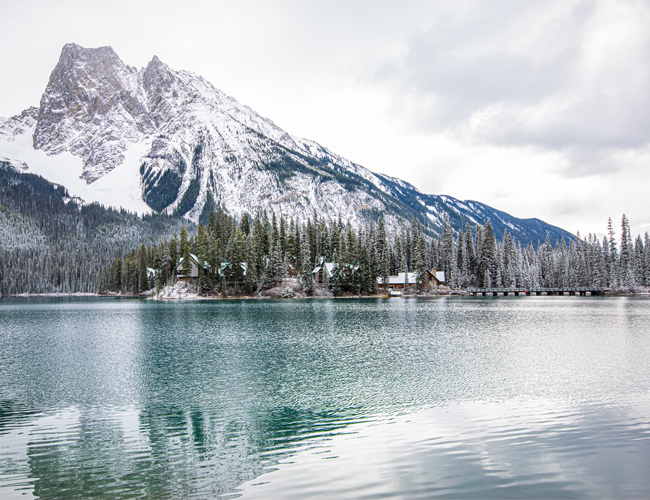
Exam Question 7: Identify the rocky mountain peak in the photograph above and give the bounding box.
[143,55,170,80]
[141,55,179,127]
[57,43,123,70]
[0,43,573,245]
[33,44,152,182]
[147,54,163,66]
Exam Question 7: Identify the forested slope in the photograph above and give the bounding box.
[0,162,191,294]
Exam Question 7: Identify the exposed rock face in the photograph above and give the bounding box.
[0,43,573,245]
[0,107,38,144]
[28,43,389,226]
[34,44,151,182]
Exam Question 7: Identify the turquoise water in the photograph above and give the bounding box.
[1,296,649,498]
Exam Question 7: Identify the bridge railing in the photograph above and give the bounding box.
[466,287,605,294]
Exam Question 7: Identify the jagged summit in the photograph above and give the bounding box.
[34,43,150,181]
[56,43,123,69]
[0,43,573,245]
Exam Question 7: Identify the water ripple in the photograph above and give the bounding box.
[1,296,650,498]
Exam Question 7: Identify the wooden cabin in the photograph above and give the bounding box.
[174,254,211,278]
[312,262,336,285]
[286,263,300,278]
[377,272,418,290]
[219,262,248,278]
[378,269,446,290]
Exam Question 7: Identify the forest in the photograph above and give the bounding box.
[2,161,648,297]
[0,162,190,295]
[99,208,650,297]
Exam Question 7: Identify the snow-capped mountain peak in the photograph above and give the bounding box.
[0,43,572,245]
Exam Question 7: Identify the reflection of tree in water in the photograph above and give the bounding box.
[5,403,359,499]
[0,400,42,494]
[22,407,155,499]
[0,399,41,431]
[131,404,360,498]
[3,301,427,498]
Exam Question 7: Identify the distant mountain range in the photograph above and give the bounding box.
[0,43,572,245]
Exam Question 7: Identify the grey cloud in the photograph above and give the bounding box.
[472,81,650,152]
[549,199,588,217]
[376,1,592,123]
[373,0,650,172]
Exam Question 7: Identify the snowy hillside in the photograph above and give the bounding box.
[0,43,572,245]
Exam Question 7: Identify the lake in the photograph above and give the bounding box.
[1,296,650,498]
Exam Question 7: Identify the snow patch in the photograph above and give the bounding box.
[155,280,199,300]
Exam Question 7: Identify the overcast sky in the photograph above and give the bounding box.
[1,0,649,237]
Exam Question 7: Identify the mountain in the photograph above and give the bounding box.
[0,43,572,245]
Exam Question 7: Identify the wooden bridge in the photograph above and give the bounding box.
[467,287,605,296]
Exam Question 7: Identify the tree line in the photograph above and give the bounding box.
[3,163,647,296]
[99,208,650,296]
[0,163,189,295]
[449,214,649,292]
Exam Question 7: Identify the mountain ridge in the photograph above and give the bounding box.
[0,43,573,246]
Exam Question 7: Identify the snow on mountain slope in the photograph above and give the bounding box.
[0,103,150,213]
[0,43,572,245]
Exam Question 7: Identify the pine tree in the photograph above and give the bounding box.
[330,249,341,295]
[442,215,454,279]
[633,235,644,287]
[139,244,148,292]
[226,228,246,292]
[403,255,410,290]
[480,221,497,286]
[644,233,650,286]
[359,246,372,294]
[279,215,287,259]
[381,245,390,294]
[620,214,634,290]
[607,218,618,290]
[300,228,314,295]
[113,255,123,292]
[591,237,605,288]
[240,212,251,236]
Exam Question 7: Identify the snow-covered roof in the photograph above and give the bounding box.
[220,261,247,276]
[312,262,336,277]
[377,272,417,285]
[177,254,210,270]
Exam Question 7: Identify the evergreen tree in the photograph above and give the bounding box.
[359,246,372,294]
[607,218,618,289]
[300,228,315,295]
[330,249,341,295]
[381,244,390,294]
[113,255,123,292]
[139,244,148,292]
[644,233,650,286]
[442,215,454,279]
[479,221,497,286]
[620,214,634,290]
[226,228,246,291]
[633,235,644,287]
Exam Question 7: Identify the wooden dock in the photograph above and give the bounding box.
[466,287,605,296]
